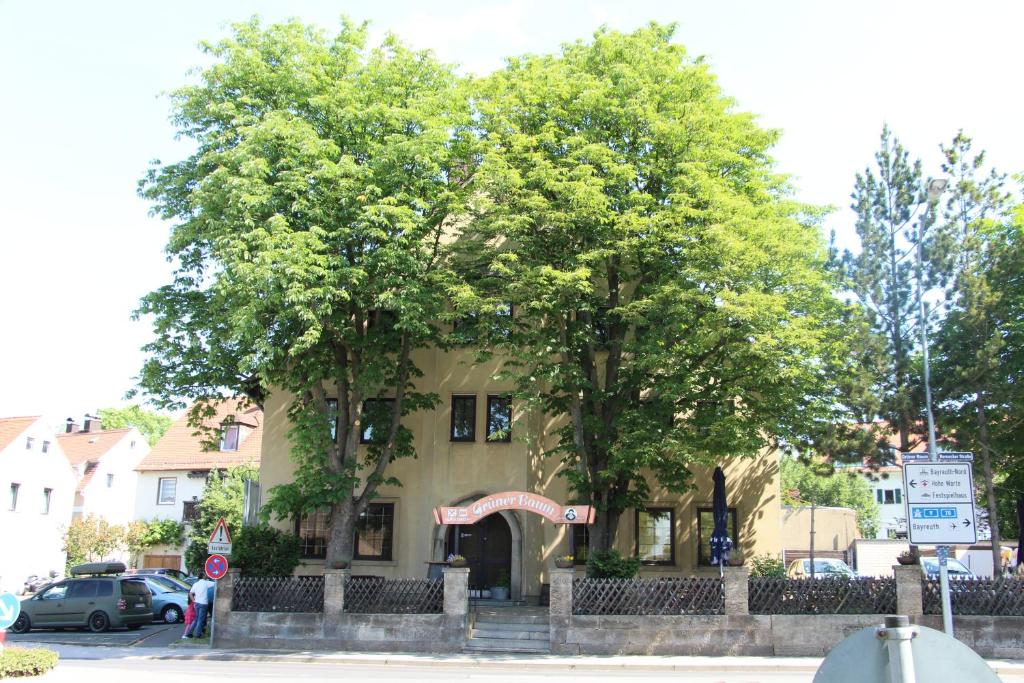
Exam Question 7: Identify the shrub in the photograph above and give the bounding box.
[586,549,641,579]
[184,540,209,577]
[748,553,785,577]
[0,647,58,678]
[232,524,301,576]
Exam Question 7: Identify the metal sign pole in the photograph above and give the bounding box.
[938,546,953,636]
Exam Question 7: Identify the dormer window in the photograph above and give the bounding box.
[220,425,241,452]
[25,437,34,450]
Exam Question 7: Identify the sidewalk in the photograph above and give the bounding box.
[18,642,1024,677]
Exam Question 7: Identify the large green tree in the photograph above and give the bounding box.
[457,24,848,551]
[843,126,927,453]
[138,18,475,567]
[98,405,172,446]
[931,133,1019,574]
[780,457,880,538]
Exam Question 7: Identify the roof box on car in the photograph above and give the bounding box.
[70,562,127,576]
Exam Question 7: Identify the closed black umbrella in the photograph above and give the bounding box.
[1016,495,1023,570]
[710,466,734,575]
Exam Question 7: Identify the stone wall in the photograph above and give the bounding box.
[214,566,469,652]
[549,566,1024,658]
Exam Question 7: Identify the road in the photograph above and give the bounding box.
[5,620,189,648]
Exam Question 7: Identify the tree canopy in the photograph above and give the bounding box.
[455,23,850,549]
[780,456,880,538]
[97,405,172,446]
[138,18,475,566]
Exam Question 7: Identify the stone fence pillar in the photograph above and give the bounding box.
[723,565,750,616]
[324,568,349,618]
[442,567,470,648]
[894,564,923,617]
[549,567,574,653]
[211,568,238,646]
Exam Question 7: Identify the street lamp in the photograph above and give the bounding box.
[917,178,947,462]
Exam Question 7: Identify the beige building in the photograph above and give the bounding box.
[261,349,783,601]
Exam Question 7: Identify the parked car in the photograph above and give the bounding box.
[9,562,152,634]
[123,568,197,585]
[129,576,189,624]
[920,557,975,579]
[786,558,857,579]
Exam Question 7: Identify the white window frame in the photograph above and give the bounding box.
[157,477,177,505]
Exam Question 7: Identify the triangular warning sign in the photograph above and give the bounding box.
[209,517,232,545]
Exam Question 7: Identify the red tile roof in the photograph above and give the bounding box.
[0,416,39,452]
[136,400,262,472]
[58,428,133,467]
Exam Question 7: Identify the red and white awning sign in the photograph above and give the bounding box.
[433,491,594,525]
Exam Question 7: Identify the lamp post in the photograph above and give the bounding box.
[916,177,951,635]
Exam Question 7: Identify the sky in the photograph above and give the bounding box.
[1,0,1021,426]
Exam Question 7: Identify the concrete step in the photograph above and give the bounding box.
[464,638,551,654]
[472,627,549,640]
[471,621,548,633]
[474,612,550,625]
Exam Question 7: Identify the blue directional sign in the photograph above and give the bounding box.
[0,592,21,630]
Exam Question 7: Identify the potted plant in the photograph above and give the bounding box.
[491,569,511,601]
[555,554,575,569]
[897,548,920,566]
[447,553,468,568]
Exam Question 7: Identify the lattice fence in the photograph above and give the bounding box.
[923,577,1024,616]
[573,577,724,615]
[343,577,443,614]
[233,576,324,613]
[748,577,896,615]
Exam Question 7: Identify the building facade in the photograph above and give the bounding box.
[261,348,783,601]
[134,401,262,570]
[0,416,75,593]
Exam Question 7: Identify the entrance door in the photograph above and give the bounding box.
[447,513,512,592]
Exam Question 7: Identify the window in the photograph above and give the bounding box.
[106,473,114,488]
[157,477,177,505]
[636,508,675,564]
[450,395,477,442]
[571,524,589,565]
[295,508,330,559]
[877,488,902,505]
[182,499,200,523]
[486,395,512,442]
[42,488,52,515]
[697,507,739,566]
[25,437,34,450]
[493,303,513,338]
[360,398,395,444]
[355,503,395,561]
[39,583,67,601]
[67,579,100,599]
[295,503,396,561]
[42,440,50,453]
[220,424,240,451]
[9,483,20,511]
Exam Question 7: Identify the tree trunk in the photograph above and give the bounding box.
[976,396,1002,576]
[326,498,357,569]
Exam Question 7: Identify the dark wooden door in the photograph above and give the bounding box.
[447,513,512,591]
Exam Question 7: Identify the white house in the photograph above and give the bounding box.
[58,416,150,563]
[134,401,262,570]
[0,416,75,594]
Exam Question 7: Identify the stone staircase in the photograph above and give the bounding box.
[464,606,550,654]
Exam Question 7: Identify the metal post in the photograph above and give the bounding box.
[809,501,816,579]
[918,179,953,636]
[878,615,919,683]
[938,545,954,636]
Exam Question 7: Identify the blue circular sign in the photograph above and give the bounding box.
[205,554,228,580]
[0,592,21,630]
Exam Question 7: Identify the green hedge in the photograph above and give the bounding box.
[0,647,59,678]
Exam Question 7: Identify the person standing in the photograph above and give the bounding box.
[186,576,215,638]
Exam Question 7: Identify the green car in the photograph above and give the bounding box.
[10,562,153,633]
